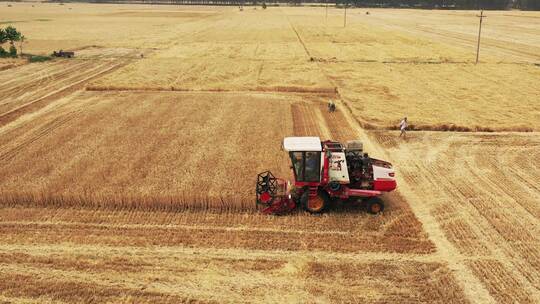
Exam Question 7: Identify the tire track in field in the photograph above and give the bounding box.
[0,60,112,111]
[0,61,91,105]
[0,61,93,111]
[0,59,130,127]
[0,109,82,162]
[0,60,67,87]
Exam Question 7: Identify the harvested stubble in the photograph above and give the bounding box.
[0,58,26,71]
[1,4,539,303]
[372,130,540,303]
[0,206,441,303]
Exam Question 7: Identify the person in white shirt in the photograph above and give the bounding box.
[399,117,408,138]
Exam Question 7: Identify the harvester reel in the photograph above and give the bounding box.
[256,171,279,207]
[255,171,295,215]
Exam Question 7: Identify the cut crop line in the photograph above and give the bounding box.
[313,105,333,139]
[0,243,437,264]
[0,220,355,237]
[86,85,337,95]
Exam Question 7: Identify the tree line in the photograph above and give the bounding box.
[76,0,539,9]
[335,0,539,10]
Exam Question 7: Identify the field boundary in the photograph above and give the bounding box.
[86,85,338,95]
[0,192,256,213]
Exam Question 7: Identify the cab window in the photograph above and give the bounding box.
[305,152,321,182]
[289,151,321,182]
[290,152,302,179]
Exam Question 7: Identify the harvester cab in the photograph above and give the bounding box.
[256,137,397,215]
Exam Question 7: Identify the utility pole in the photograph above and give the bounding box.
[475,10,486,64]
[325,0,328,23]
[344,1,347,27]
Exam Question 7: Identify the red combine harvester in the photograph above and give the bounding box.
[256,137,396,215]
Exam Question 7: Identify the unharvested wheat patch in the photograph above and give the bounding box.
[0,91,295,210]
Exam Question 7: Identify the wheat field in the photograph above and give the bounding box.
[1,2,539,303]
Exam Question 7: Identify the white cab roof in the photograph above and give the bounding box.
[283,137,322,152]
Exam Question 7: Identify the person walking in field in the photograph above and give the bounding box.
[399,117,408,138]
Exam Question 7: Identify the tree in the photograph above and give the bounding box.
[9,45,17,57]
[4,26,21,47]
[0,28,7,57]
[0,26,22,57]
[0,28,7,45]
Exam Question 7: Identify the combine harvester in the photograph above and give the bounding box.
[256,137,396,215]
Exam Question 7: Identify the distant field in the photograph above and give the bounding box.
[4,3,539,129]
[0,3,539,303]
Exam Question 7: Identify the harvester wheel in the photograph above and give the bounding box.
[366,197,384,214]
[302,189,329,214]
